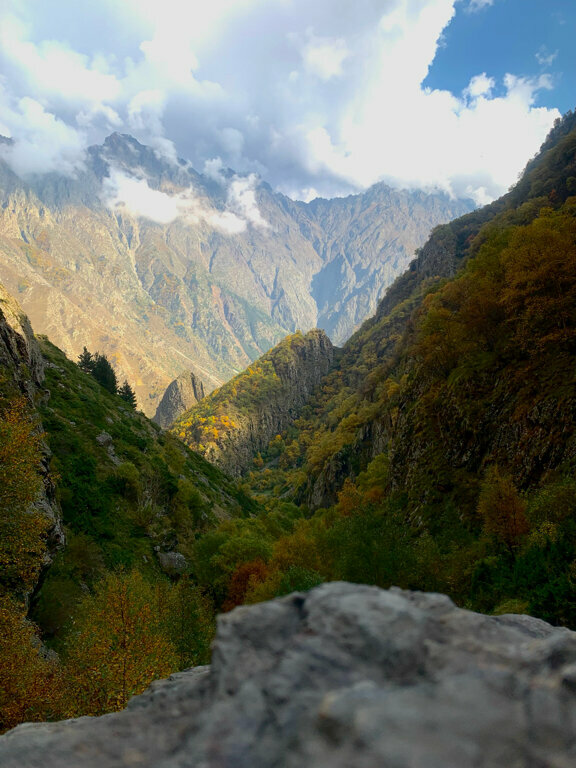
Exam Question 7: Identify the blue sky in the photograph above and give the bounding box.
[0,0,573,207]
[427,0,575,112]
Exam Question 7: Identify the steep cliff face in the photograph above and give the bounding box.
[0,284,64,595]
[173,330,335,475]
[2,582,575,768]
[153,369,206,428]
[0,283,45,392]
[0,133,472,415]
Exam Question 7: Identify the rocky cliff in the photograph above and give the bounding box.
[173,329,335,475]
[2,582,575,767]
[0,133,472,415]
[153,369,206,428]
[0,284,64,588]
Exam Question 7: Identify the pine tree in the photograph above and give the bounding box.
[92,354,117,395]
[77,346,94,374]
[118,381,137,410]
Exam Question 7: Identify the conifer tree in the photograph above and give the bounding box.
[92,354,117,395]
[118,381,137,410]
[77,346,94,374]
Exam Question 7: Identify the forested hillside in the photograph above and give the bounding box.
[0,300,259,732]
[2,112,575,737]
[173,329,334,475]
[183,111,576,624]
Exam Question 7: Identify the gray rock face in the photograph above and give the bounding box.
[2,582,576,767]
[0,282,45,391]
[153,370,206,428]
[156,550,188,576]
[0,283,64,587]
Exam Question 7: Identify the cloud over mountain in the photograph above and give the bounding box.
[0,0,561,202]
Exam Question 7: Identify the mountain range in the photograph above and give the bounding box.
[0,132,472,415]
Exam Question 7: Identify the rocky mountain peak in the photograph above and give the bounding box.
[0,283,45,391]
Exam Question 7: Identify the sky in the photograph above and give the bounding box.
[0,0,573,205]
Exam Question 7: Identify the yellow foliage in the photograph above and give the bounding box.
[0,597,66,733]
[64,571,178,715]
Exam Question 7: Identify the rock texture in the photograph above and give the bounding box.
[0,283,64,578]
[0,133,473,415]
[0,282,45,392]
[154,370,206,428]
[2,582,576,767]
[175,329,335,475]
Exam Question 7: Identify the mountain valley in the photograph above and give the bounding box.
[0,133,472,415]
[0,108,575,754]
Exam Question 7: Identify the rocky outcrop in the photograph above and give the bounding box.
[0,284,64,590]
[2,581,576,767]
[153,370,206,428]
[0,283,45,391]
[176,329,335,475]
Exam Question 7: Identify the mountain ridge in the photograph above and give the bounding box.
[0,132,473,415]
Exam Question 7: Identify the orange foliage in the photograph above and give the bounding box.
[0,396,48,598]
[477,466,529,551]
[222,559,270,612]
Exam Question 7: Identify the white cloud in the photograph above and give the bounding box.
[103,170,181,223]
[464,73,495,99]
[536,46,559,68]
[0,0,562,204]
[101,167,270,234]
[0,87,87,176]
[227,175,270,229]
[301,34,350,80]
[467,0,494,12]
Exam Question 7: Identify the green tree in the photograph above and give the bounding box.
[118,380,137,410]
[64,571,177,715]
[92,353,117,395]
[77,346,95,374]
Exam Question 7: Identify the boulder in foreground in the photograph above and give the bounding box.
[1,582,576,767]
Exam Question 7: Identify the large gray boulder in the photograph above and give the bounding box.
[2,582,576,767]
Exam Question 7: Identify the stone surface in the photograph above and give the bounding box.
[154,370,206,428]
[96,431,113,446]
[156,550,188,576]
[0,283,64,589]
[2,582,576,767]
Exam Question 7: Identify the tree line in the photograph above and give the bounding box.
[77,347,137,409]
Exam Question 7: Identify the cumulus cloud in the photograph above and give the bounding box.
[300,33,350,80]
[0,0,562,203]
[102,167,269,234]
[0,86,87,176]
